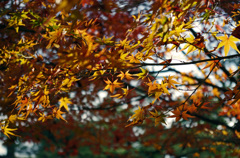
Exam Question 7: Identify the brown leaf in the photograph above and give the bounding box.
[232,26,240,39]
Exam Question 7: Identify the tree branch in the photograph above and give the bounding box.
[189,28,238,83]
[135,54,240,66]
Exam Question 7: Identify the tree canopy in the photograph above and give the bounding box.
[1,0,240,157]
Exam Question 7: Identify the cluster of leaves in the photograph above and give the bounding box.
[0,0,240,157]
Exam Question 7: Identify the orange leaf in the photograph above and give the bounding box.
[169,108,194,122]
[104,78,123,93]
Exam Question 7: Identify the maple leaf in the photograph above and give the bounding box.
[61,76,79,89]
[111,87,129,98]
[8,84,17,97]
[146,79,169,103]
[181,34,205,54]
[15,97,33,115]
[126,106,145,127]
[1,123,19,138]
[125,120,143,128]
[181,34,198,54]
[117,70,133,80]
[149,109,166,126]
[164,75,179,89]
[38,112,53,122]
[170,24,186,37]
[38,113,47,122]
[152,82,169,103]
[38,113,52,122]
[135,68,148,79]
[43,27,64,49]
[127,54,141,63]
[62,78,70,87]
[146,79,158,94]
[7,10,30,33]
[32,93,50,108]
[202,59,221,71]
[169,108,194,122]
[187,105,197,113]
[217,35,240,56]
[53,108,67,122]
[104,78,123,93]
[89,70,106,80]
[8,114,25,123]
[128,106,144,122]
[25,102,36,118]
[59,97,72,112]
[89,65,106,80]
[8,115,18,123]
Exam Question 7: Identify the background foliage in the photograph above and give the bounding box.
[0,0,240,157]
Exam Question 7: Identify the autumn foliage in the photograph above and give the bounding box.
[1,0,240,157]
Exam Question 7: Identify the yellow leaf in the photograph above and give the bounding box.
[110,93,122,98]
[164,75,179,89]
[217,35,240,56]
[38,113,46,122]
[53,108,67,122]
[59,97,72,112]
[38,113,52,122]
[9,115,17,124]
[89,65,106,80]
[126,106,145,127]
[180,34,205,55]
[8,114,25,123]
[111,87,129,99]
[152,82,169,103]
[135,68,148,79]
[222,130,228,136]
[1,123,19,138]
[62,78,70,87]
[170,24,186,37]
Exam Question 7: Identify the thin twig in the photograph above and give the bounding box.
[182,61,220,105]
